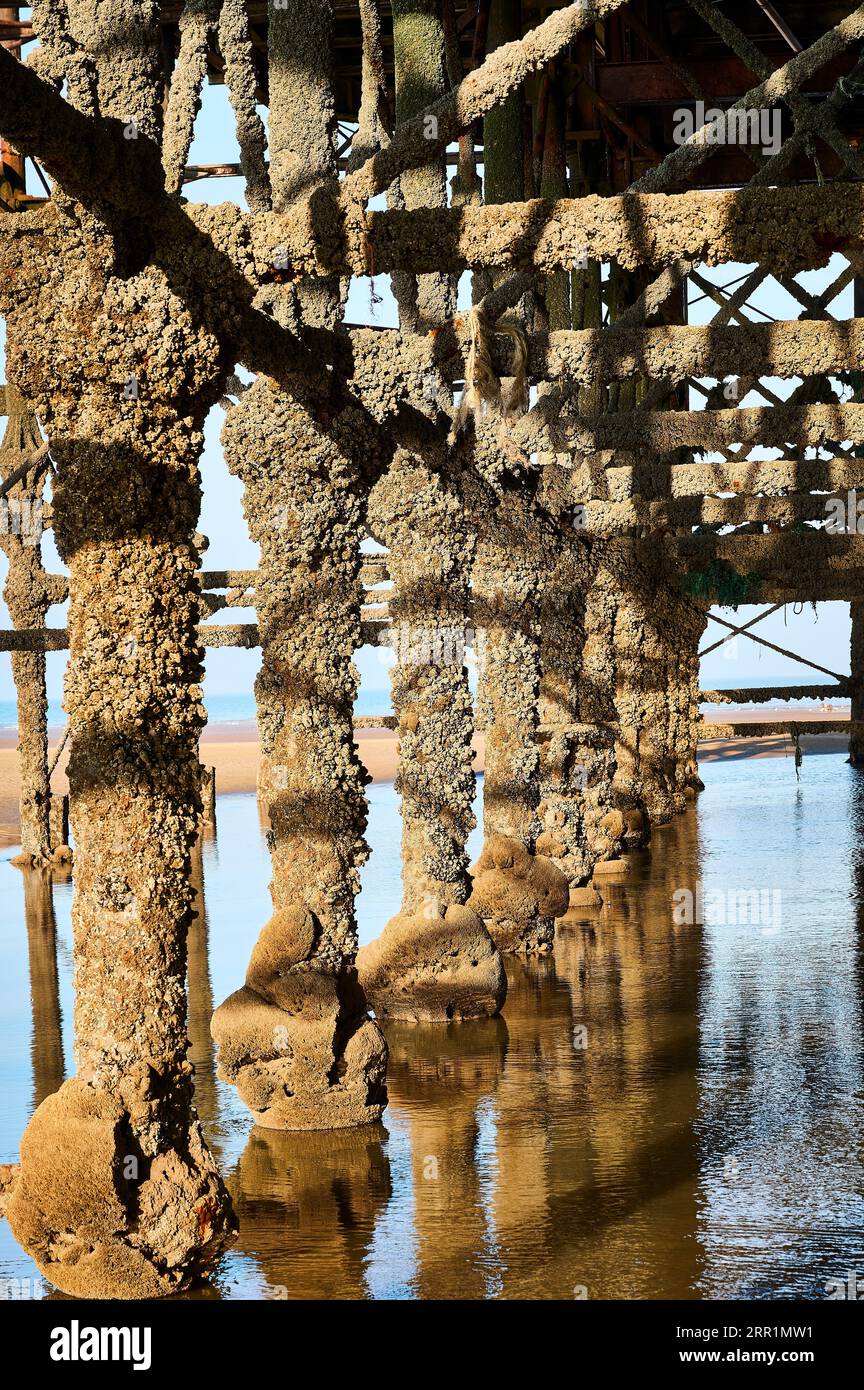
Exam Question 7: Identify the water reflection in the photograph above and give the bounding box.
[188,839,219,1134]
[694,757,864,1299]
[21,869,65,1109]
[2,756,864,1300]
[384,1018,507,1298]
[228,1125,392,1301]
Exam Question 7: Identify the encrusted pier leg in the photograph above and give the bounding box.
[212,382,387,1129]
[5,269,236,1298]
[668,598,707,802]
[468,491,567,953]
[611,542,706,831]
[610,541,675,832]
[538,539,629,905]
[358,452,506,1021]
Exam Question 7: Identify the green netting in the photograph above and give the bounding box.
[680,560,763,610]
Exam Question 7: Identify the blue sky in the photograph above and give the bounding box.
[0,74,854,708]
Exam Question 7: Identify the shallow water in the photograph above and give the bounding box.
[1,754,863,1300]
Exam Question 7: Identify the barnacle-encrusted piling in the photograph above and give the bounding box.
[538,533,630,901]
[212,380,387,1128]
[358,452,506,1021]
[2,252,236,1297]
[469,488,568,952]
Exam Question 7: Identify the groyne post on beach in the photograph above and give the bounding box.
[0,388,55,865]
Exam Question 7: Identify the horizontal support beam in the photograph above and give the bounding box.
[677,533,864,601]
[700,684,849,703]
[677,531,864,570]
[197,568,394,590]
[0,620,390,653]
[0,629,70,652]
[577,495,864,531]
[594,54,851,105]
[486,318,864,387]
[700,719,849,738]
[588,457,864,502]
[248,181,864,279]
[522,402,864,455]
[196,570,258,589]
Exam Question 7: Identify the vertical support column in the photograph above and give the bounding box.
[0,6,25,209]
[611,542,708,832]
[483,1,524,206]
[465,4,566,951]
[537,535,629,905]
[187,835,219,1131]
[5,270,235,1299]
[610,540,675,830]
[666,595,707,803]
[390,0,455,328]
[538,62,571,331]
[357,452,506,1021]
[1,390,52,863]
[850,600,864,766]
[267,0,342,328]
[212,382,387,1128]
[468,491,568,952]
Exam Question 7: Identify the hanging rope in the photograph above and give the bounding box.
[449,307,528,443]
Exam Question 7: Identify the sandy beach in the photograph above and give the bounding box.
[0,723,486,848]
[0,709,851,847]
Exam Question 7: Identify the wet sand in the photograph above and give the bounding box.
[0,709,851,846]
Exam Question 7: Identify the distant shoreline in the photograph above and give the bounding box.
[0,711,853,848]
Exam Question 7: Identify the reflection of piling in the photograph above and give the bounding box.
[491,956,574,1274]
[21,868,65,1108]
[850,601,864,765]
[230,1124,392,1299]
[384,1018,507,1298]
[550,807,704,1299]
[188,836,219,1133]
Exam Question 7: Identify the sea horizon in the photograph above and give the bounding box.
[0,675,851,734]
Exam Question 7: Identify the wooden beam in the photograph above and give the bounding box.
[701,684,849,702]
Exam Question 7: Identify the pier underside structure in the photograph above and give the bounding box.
[1,0,864,1296]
